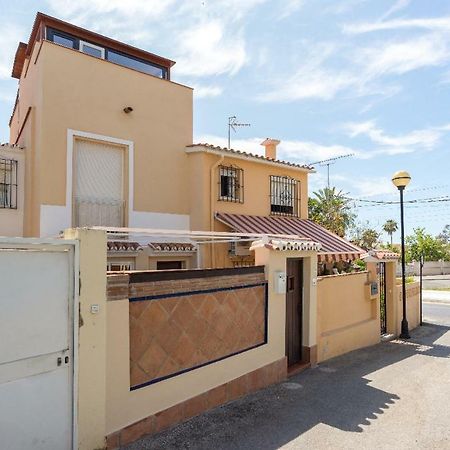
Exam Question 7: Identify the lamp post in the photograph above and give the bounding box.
[392,170,411,339]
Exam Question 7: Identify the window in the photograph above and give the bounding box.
[47,28,77,49]
[0,158,18,209]
[80,40,105,59]
[156,261,184,270]
[46,27,168,79]
[270,175,299,216]
[74,139,125,227]
[107,261,134,271]
[218,165,244,202]
[107,50,167,78]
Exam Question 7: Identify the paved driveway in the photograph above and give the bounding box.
[125,324,450,450]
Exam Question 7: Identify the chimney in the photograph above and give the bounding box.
[260,138,280,160]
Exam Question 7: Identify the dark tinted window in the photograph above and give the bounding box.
[156,261,183,270]
[107,50,166,78]
[47,28,77,49]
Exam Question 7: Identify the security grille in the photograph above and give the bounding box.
[270,175,299,216]
[218,165,244,203]
[0,158,18,209]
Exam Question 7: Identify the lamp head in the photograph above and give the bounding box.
[392,170,411,189]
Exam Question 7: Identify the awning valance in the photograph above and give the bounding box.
[215,212,364,262]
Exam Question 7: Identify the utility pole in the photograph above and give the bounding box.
[228,116,251,149]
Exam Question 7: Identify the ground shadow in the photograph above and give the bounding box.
[124,323,450,450]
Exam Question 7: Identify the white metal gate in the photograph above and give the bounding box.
[0,239,78,450]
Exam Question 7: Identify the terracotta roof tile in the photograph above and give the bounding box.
[186,143,314,171]
[107,241,142,252]
[148,242,197,252]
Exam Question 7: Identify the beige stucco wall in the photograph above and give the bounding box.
[0,146,25,236]
[396,281,421,334]
[11,40,193,237]
[316,268,380,362]
[188,151,310,268]
[105,245,316,435]
[64,228,107,450]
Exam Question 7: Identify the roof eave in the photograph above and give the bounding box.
[186,145,315,173]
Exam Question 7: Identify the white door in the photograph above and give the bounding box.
[0,242,75,450]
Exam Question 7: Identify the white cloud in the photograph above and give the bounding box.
[46,0,175,19]
[278,0,305,20]
[194,133,360,163]
[343,120,443,155]
[174,21,246,77]
[359,34,450,77]
[0,24,25,80]
[343,16,450,34]
[379,0,411,21]
[45,0,261,79]
[258,29,450,103]
[192,84,223,98]
[258,43,360,102]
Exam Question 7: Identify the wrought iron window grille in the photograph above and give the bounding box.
[218,165,244,203]
[269,175,299,217]
[0,158,18,209]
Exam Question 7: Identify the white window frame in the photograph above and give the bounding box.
[79,40,105,59]
[107,260,135,271]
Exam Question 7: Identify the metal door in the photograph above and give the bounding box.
[0,240,77,450]
[379,262,387,334]
[286,258,303,366]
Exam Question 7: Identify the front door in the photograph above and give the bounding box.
[286,258,303,366]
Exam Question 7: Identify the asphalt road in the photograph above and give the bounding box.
[124,324,450,450]
[423,302,450,325]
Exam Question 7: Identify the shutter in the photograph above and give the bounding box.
[74,139,124,227]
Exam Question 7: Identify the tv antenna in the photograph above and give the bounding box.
[310,154,354,188]
[228,116,251,149]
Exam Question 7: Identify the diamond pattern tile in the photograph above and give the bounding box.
[129,284,267,387]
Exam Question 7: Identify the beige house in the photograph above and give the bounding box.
[3,12,361,270]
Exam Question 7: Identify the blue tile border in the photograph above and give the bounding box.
[129,281,267,302]
[130,282,269,391]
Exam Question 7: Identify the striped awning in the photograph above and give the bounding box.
[215,212,364,262]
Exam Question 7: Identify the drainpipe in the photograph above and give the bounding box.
[210,154,224,267]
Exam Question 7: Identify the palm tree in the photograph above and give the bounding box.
[308,187,355,237]
[383,219,398,246]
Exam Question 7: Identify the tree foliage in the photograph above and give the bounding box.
[406,227,450,262]
[308,187,355,237]
[351,223,380,251]
[382,219,398,246]
[438,224,450,244]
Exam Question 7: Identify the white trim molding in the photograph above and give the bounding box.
[40,130,134,237]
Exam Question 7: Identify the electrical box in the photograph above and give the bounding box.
[274,271,287,294]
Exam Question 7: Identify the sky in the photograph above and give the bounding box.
[0,0,449,242]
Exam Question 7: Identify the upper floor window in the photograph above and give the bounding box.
[219,165,244,203]
[46,27,168,79]
[80,40,105,59]
[0,158,18,209]
[270,175,299,217]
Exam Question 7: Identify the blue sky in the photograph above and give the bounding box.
[1,0,449,241]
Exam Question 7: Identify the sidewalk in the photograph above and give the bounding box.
[423,289,450,304]
[124,324,450,450]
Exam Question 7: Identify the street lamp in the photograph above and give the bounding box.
[392,170,411,339]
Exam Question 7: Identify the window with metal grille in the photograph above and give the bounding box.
[0,158,18,209]
[218,165,244,202]
[270,175,299,216]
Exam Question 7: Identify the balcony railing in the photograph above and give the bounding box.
[74,197,124,227]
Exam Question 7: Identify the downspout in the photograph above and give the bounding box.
[210,154,224,267]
